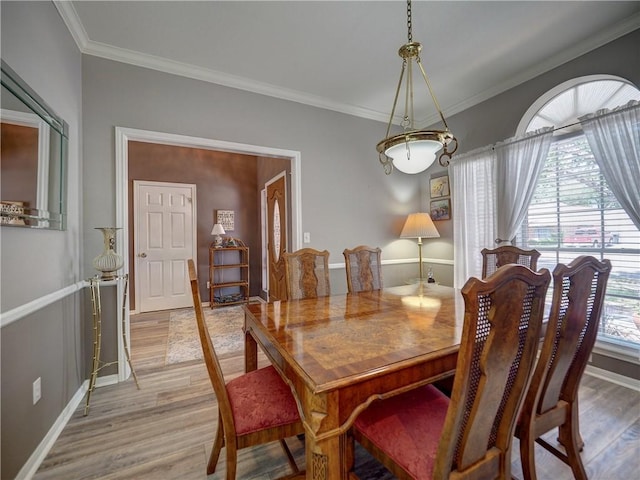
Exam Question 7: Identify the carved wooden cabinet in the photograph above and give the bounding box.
[209,240,249,308]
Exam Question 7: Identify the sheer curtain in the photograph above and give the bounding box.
[450,146,496,288]
[580,100,640,229]
[494,128,553,244]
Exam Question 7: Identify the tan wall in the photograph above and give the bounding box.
[1,122,39,208]
[127,141,275,305]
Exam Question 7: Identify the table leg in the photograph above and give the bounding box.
[244,322,258,373]
[300,391,353,480]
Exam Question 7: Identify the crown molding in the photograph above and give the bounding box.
[417,12,640,127]
[56,1,639,127]
[53,1,388,123]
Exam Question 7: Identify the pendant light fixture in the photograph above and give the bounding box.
[378,0,458,175]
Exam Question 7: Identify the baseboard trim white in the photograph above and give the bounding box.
[15,381,89,480]
[585,365,640,392]
[15,372,119,480]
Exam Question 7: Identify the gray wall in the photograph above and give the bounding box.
[81,56,430,270]
[1,1,83,478]
[1,0,638,475]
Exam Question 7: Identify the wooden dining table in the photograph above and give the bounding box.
[243,282,465,480]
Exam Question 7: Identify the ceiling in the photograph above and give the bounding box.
[57,1,640,125]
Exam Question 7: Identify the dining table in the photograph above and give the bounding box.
[243,282,465,480]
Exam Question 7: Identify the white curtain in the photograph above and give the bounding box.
[451,146,496,289]
[494,128,553,244]
[580,100,640,229]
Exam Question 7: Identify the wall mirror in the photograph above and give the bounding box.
[1,60,68,230]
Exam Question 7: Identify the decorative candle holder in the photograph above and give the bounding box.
[93,227,124,280]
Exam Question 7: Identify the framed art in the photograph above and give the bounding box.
[430,174,450,198]
[430,198,451,221]
[216,210,235,231]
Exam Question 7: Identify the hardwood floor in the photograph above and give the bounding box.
[34,309,639,479]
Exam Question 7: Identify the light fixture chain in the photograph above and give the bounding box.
[406,0,413,43]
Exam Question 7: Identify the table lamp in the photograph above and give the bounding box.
[400,212,440,281]
[211,223,226,247]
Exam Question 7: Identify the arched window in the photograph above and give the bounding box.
[519,75,640,348]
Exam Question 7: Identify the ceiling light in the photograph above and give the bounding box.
[378,0,458,175]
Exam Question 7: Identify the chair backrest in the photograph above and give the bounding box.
[481,245,541,278]
[526,255,611,415]
[434,264,551,479]
[343,245,383,293]
[187,259,236,435]
[283,248,330,300]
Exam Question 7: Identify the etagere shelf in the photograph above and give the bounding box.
[209,239,249,308]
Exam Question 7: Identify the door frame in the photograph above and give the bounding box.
[133,180,198,313]
[115,126,302,382]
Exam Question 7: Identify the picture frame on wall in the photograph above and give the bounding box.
[430,174,450,198]
[215,210,235,231]
[430,198,451,221]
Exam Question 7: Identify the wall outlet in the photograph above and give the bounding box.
[207,281,211,289]
[303,232,311,243]
[33,377,41,405]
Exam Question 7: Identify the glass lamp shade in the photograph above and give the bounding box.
[385,139,442,174]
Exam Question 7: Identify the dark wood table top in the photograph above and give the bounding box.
[244,282,465,394]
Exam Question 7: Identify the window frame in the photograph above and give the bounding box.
[518,76,640,360]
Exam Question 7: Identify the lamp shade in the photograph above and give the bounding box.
[385,139,442,174]
[211,224,226,236]
[400,212,440,239]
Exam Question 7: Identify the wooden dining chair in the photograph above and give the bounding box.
[343,245,383,293]
[515,255,611,480]
[187,259,304,479]
[283,248,330,300]
[481,245,541,278]
[351,264,551,480]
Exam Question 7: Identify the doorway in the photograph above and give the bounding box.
[115,127,302,382]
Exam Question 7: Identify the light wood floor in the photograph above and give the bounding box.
[34,308,640,479]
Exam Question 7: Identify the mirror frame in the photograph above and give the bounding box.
[1,60,69,230]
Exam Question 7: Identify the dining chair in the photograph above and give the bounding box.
[343,245,383,293]
[283,248,330,300]
[481,245,541,278]
[351,263,551,480]
[515,255,611,480]
[187,259,304,479]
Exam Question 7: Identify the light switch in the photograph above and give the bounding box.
[303,232,311,243]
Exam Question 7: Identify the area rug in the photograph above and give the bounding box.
[165,305,245,365]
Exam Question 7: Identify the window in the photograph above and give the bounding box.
[518,76,640,348]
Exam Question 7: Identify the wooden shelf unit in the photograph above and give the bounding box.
[209,240,249,308]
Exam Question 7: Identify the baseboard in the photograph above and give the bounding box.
[584,364,640,392]
[15,373,119,480]
[15,381,89,480]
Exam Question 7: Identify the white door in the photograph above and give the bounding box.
[134,181,197,312]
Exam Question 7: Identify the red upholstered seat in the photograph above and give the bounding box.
[354,385,449,479]
[352,264,551,480]
[188,259,304,478]
[227,365,301,436]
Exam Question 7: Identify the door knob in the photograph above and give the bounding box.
[138,252,147,258]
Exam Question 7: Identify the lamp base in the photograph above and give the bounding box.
[405,278,439,286]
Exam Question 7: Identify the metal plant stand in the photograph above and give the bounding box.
[84,274,139,416]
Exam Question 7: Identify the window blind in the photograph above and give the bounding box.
[520,133,640,346]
